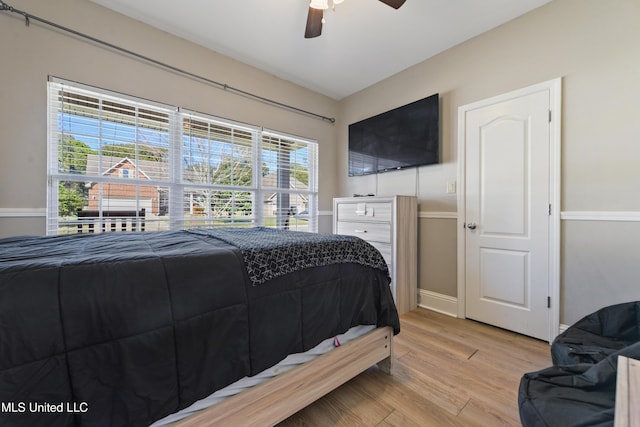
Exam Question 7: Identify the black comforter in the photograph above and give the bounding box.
[0,227,400,427]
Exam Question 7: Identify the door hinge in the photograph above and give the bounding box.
[547,296,551,308]
[548,204,552,216]
[549,110,552,122]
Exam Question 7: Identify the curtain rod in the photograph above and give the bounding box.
[0,1,336,124]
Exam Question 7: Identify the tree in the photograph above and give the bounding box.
[185,155,255,218]
[58,183,87,217]
[59,136,95,174]
[58,137,95,216]
[102,143,167,162]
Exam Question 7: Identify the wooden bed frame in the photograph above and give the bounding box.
[174,326,394,426]
[615,355,640,427]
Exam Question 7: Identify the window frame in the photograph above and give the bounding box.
[46,78,318,235]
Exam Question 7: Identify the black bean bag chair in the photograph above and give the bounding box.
[551,301,640,366]
[519,341,640,427]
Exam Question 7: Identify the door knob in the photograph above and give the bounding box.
[467,223,477,230]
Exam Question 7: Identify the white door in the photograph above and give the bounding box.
[462,85,553,341]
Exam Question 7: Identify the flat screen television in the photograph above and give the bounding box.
[348,93,439,176]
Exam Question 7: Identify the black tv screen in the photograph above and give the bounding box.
[348,93,439,176]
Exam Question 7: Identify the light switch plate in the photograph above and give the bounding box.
[446,181,456,194]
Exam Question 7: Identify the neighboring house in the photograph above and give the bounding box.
[261,172,309,218]
[85,155,168,215]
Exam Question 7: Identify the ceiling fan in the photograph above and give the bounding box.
[305,0,407,39]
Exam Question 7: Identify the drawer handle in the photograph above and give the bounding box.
[354,229,367,233]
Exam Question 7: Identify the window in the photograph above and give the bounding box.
[47,78,318,235]
[261,131,317,231]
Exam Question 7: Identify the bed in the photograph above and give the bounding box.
[0,227,400,426]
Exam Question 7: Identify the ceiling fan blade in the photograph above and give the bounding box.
[304,7,323,38]
[378,0,406,9]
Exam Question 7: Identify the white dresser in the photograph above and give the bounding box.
[333,195,417,315]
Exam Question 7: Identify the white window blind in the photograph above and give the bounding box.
[180,111,259,229]
[46,79,318,235]
[261,130,318,232]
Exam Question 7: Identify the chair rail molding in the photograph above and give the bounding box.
[419,211,458,219]
[0,208,46,217]
[561,211,640,222]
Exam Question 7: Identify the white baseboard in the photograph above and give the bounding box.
[418,290,458,318]
[418,290,567,338]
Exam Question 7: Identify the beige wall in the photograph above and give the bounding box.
[338,0,640,324]
[2,0,640,325]
[0,0,339,236]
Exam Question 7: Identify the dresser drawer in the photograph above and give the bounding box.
[336,221,391,244]
[336,201,392,223]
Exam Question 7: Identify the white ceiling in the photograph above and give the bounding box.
[89,0,552,100]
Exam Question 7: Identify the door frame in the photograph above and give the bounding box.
[456,78,562,342]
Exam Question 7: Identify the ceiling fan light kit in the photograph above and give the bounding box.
[309,0,345,10]
[304,0,406,38]
[309,0,327,9]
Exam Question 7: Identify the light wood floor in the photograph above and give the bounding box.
[278,308,552,427]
